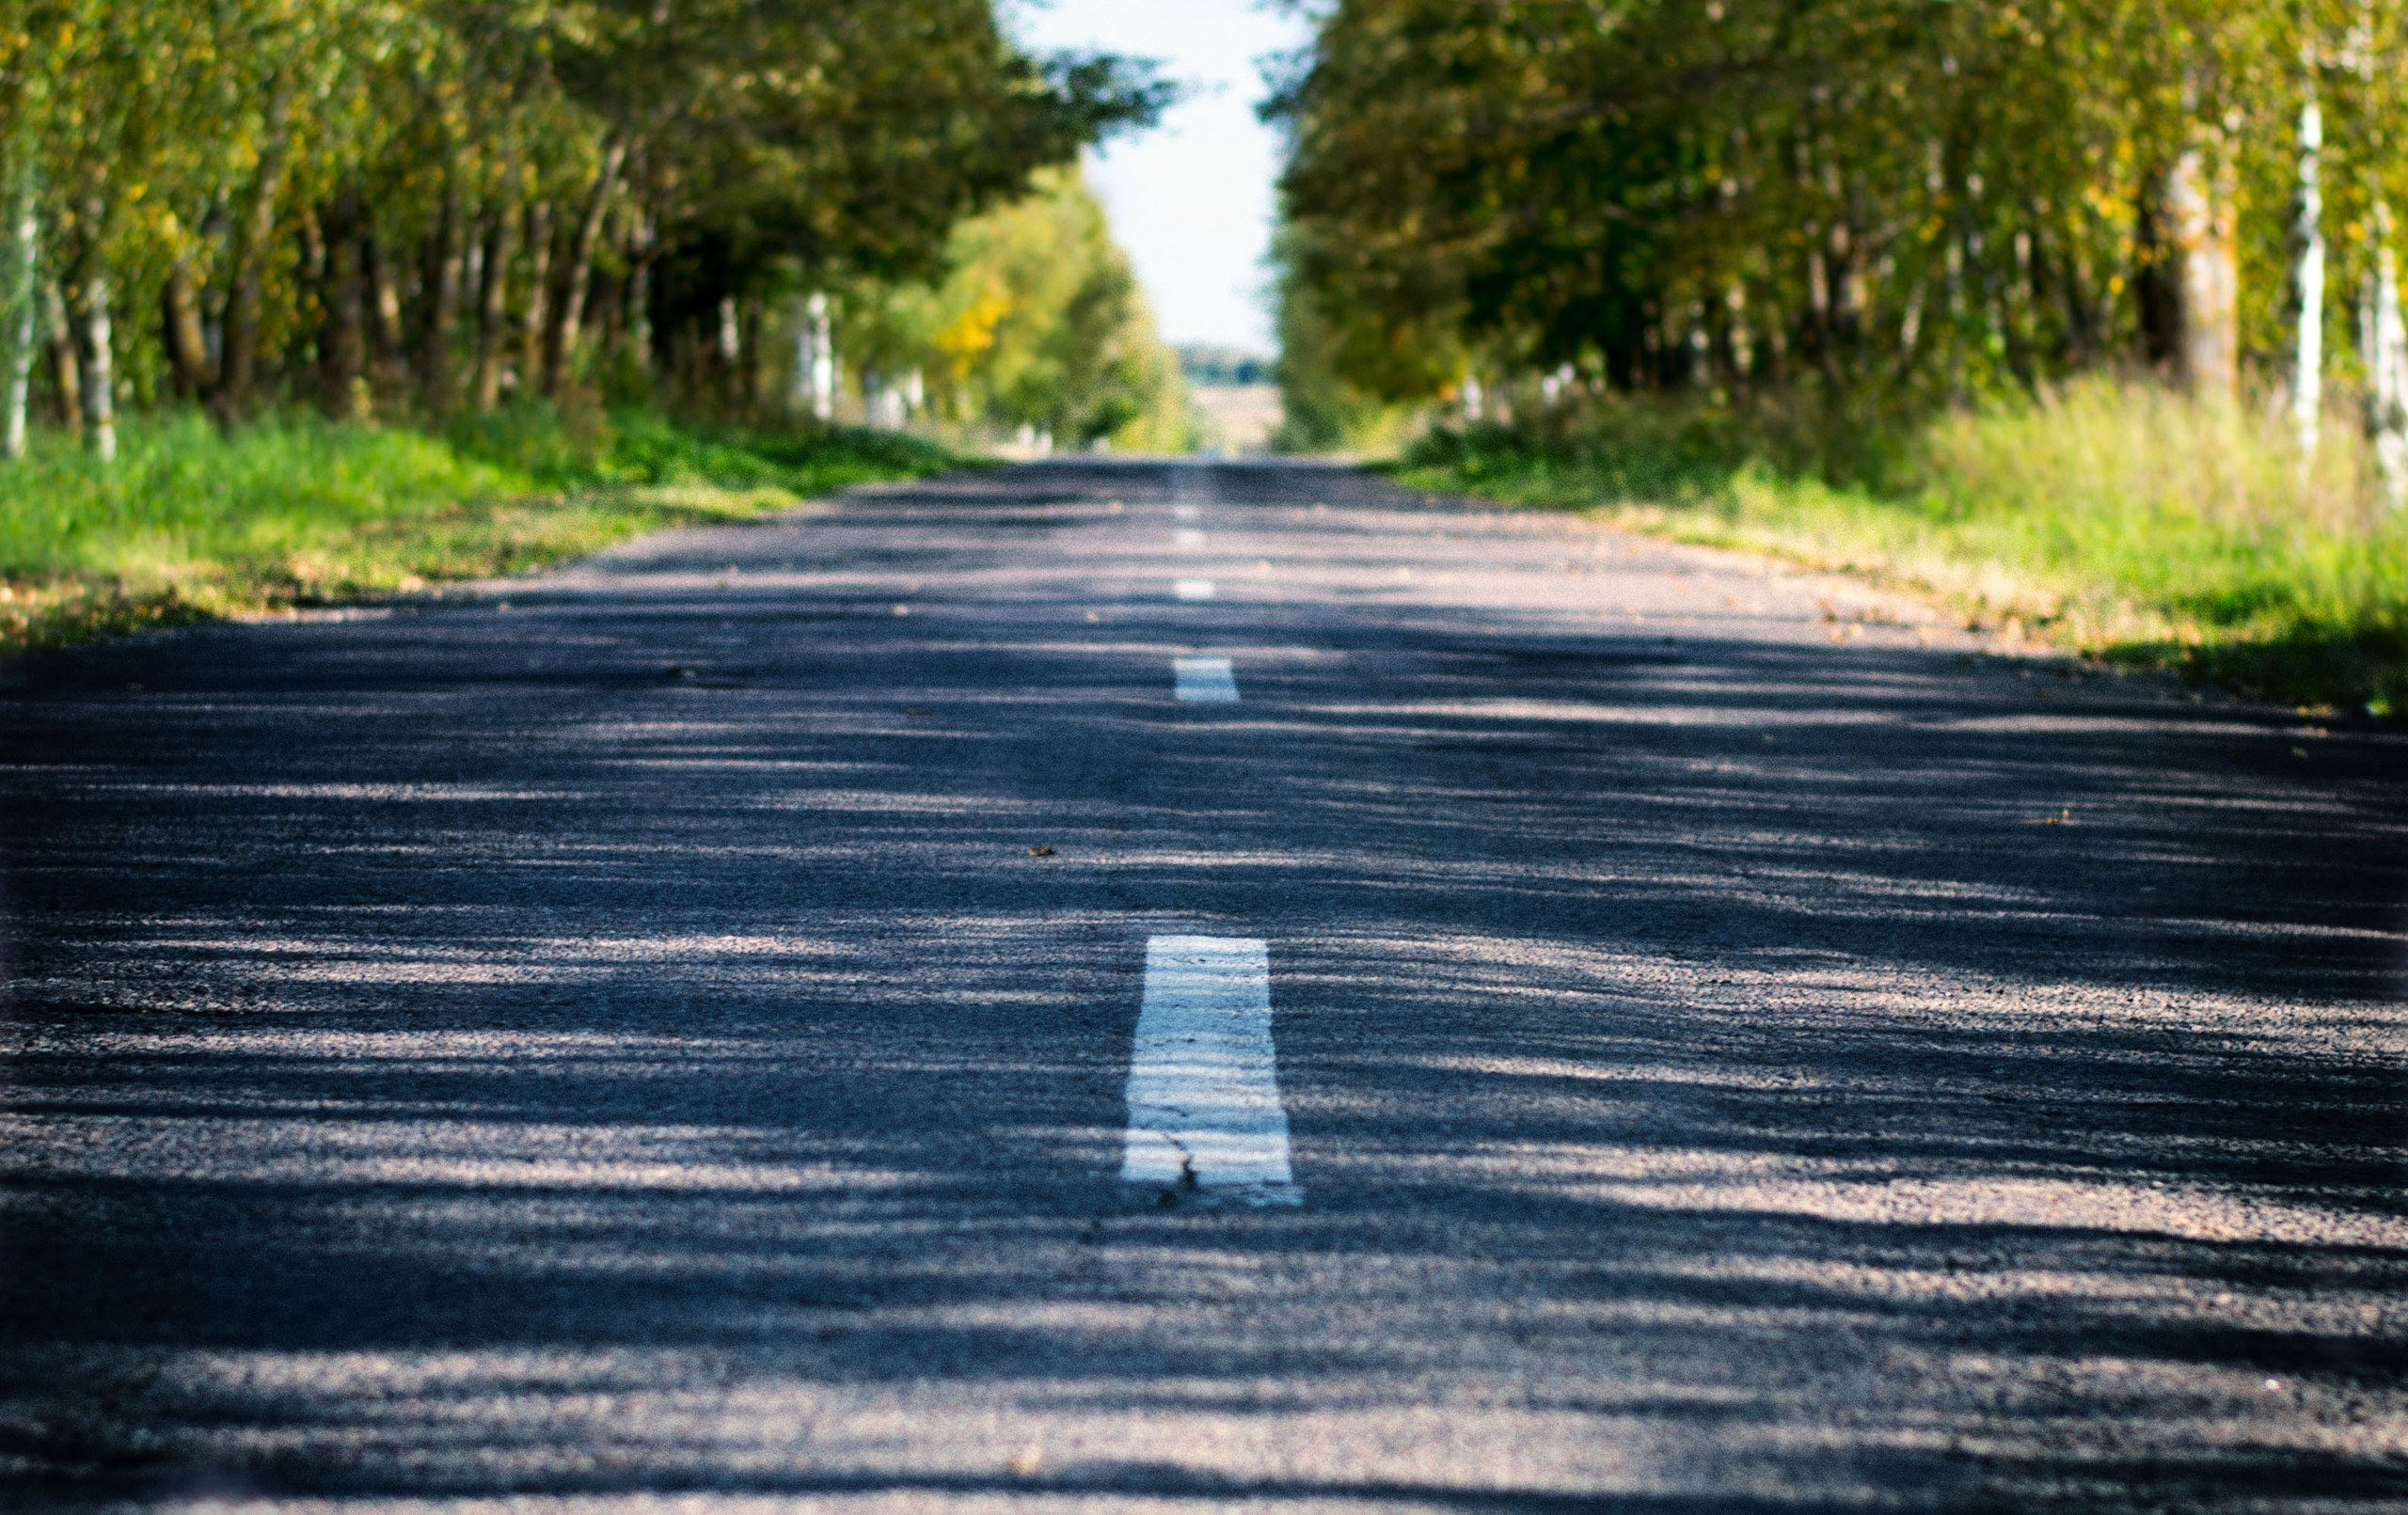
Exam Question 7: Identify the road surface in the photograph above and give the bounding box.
[4,460,2405,1511]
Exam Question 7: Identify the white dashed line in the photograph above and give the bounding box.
[1174,579,1216,601]
[1122,936,1298,1204]
[1173,656,1239,702]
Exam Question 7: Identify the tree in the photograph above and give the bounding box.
[0,0,1167,456]
[1271,0,2405,473]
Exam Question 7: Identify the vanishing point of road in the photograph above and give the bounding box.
[4,461,2405,1511]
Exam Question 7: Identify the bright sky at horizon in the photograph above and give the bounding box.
[1004,1,1312,357]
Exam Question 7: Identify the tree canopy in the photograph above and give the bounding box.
[0,0,1168,443]
[1273,0,2408,449]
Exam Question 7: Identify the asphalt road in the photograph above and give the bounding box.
[4,460,2405,1512]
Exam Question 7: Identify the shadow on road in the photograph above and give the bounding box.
[4,462,2404,1509]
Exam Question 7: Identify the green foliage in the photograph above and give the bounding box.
[0,0,1165,427]
[1392,378,2408,715]
[846,167,1190,450]
[0,406,958,651]
[1272,257,1423,452]
[1274,0,2408,402]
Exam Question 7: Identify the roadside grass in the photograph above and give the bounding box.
[1388,377,2408,717]
[0,407,963,655]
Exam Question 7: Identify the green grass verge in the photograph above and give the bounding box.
[0,406,964,655]
[1387,379,2408,718]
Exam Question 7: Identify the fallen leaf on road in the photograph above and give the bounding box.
[1028,845,1056,857]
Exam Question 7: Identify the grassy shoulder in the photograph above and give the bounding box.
[1387,379,2408,718]
[0,407,963,655]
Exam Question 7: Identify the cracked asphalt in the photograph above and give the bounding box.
[3,460,2405,1512]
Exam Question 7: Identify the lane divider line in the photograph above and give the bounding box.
[1174,579,1216,601]
[1122,936,1299,1205]
[1173,656,1239,703]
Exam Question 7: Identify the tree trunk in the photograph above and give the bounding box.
[317,192,367,418]
[215,78,296,418]
[2369,198,2408,508]
[74,266,115,463]
[163,248,210,399]
[365,229,405,393]
[1893,277,1925,379]
[2057,227,2101,367]
[419,173,464,413]
[515,197,552,401]
[805,291,833,419]
[2000,228,2036,392]
[716,293,740,410]
[1723,280,1753,385]
[1,155,36,460]
[296,205,327,294]
[42,278,78,433]
[622,209,657,377]
[545,138,626,394]
[737,293,762,416]
[2160,141,2239,399]
[799,292,828,409]
[472,194,520,413]
[1943,230,1967,403]
[2292,79,2325,459]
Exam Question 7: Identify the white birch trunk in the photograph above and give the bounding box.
[806,292,834,420]
[1,158,36,462]
[78,270,114,464]
[2369,198,2408,508]
[788,294,814,412]
[2292,82,2325,458]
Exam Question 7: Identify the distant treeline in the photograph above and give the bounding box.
[1272,0,2408,496]
[0,1,1167,459]
[1179,345,1274,387]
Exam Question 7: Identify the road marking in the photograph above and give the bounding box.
[1174,578,1216,601]
[1122,936,1298,1204]
[1174,528,1207,547]
[1174,504,1201,521]
[1173,656,1239,702]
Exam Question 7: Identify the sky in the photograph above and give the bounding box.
[1004,1,1314,357]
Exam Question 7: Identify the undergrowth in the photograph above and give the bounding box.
[1389,377,2408,717]
[0,405,961,654]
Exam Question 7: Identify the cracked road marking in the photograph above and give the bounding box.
[1173,657,1239,703]
[1121,935,1298,1205]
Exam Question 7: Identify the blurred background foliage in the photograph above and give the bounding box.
[1273,0,2408,450]
[843,166,1190,453]
[0,0,1177,445]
